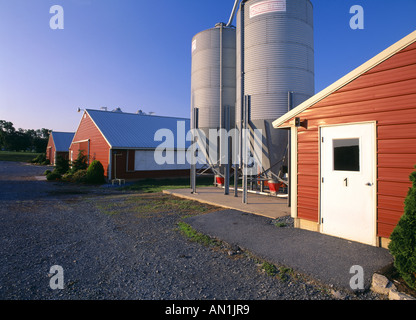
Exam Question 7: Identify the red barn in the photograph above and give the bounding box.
[273,30,416,248]
[46,131,74,165]
[69,109,191,181]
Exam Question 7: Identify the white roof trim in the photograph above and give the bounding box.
[273,30,416,128]
[70,110,112,149]
[85,110,113,148]
[72,139,90,144]
[69,112,87,148]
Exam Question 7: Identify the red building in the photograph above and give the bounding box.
[273,30,416,248]
[46,131,74,165]
[69,109,191,181]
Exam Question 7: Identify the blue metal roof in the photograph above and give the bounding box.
[86,109,191,149]
[52,132,75,152]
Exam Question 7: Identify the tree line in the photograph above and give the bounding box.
[0,120,50,153]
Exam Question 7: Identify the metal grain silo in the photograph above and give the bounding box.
[191,23,237,177]
[236,0,314,189]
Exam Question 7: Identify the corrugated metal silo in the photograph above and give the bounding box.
[236,0,314,185]
[191,23,237,174]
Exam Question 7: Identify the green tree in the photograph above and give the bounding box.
[70,150,88,173]
[85,160,106,184]
[0,120,16,150]
[55,155,70,175]
[389,166,416,290]
[14,129,31,151]
[0,120,49,152]
[32,137,48,153]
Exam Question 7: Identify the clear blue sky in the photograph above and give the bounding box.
[0,0,415,132]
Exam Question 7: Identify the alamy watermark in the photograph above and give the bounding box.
[50,5,64,30]
[49,265,64,290]
[349,265,365,290]
[350,5,364,30]
[49,5,364,31]
[154,122,263,176]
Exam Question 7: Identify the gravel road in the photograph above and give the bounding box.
[0,161,383,302]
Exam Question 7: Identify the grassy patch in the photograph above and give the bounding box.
[95,200,128,216]
[277,266,294,281]
[177,221,219,247]
[92,193,219,218]
[259,261,294,281]
[0,151,42,162]
[127,194,217,216]
[121,177,214,193]
[261,262,278,276]
[273,222,287,228]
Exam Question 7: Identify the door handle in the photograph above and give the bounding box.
[365,182,373,186]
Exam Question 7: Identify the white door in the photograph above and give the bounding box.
[320,123,376,246]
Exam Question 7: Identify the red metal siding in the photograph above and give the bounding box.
[315,78,416,108]
[367,46,416,73]
[46,135,55,164]
[127,150,135,172]
[337,64,416,93]
[72,141,89,160]
[295,127,320,222]
[69,112,111,177]
[378,138,416,154]
[285,41,416,238]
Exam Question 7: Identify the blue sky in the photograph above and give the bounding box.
[0,0,415,132]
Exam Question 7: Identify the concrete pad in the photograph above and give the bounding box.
[163,187,290,219]
[185,210,393,292]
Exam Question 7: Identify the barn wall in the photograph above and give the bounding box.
[282,41,416,239]
[46,135,55,165]
[56,151,69,162]
[69,112,111,177]
[111,149,190,180]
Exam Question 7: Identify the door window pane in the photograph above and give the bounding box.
[333,138,360,171]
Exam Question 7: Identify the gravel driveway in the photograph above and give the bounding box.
[0,161,383,302]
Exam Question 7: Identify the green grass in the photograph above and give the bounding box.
[0,151,42,162]
[261,262,278,276]
[274,222,287,228]
[177,221,220,246]
[260,261,293,280]
[121,176,215,193]
[277,266,294,281]
[93,193,219,217]
[126,194,214,215]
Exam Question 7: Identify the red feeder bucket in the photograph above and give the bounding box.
[268,181,283,194]
[216,176,225,186]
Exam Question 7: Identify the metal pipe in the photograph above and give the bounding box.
[235,0,247,198]
[238,1,244,168]
[191,108,199,194]
[224,105,230,195]
[87,139,90,165]
[219,22,223,151]
[108,148,112,181]
[242,95,250,204]
[240,1,247,202]
[219,22,230,195]
[287,91,294,207]
[226,0,240,27]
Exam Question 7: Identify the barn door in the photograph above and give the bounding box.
[320,123,376,246]
[48,147,53,165]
